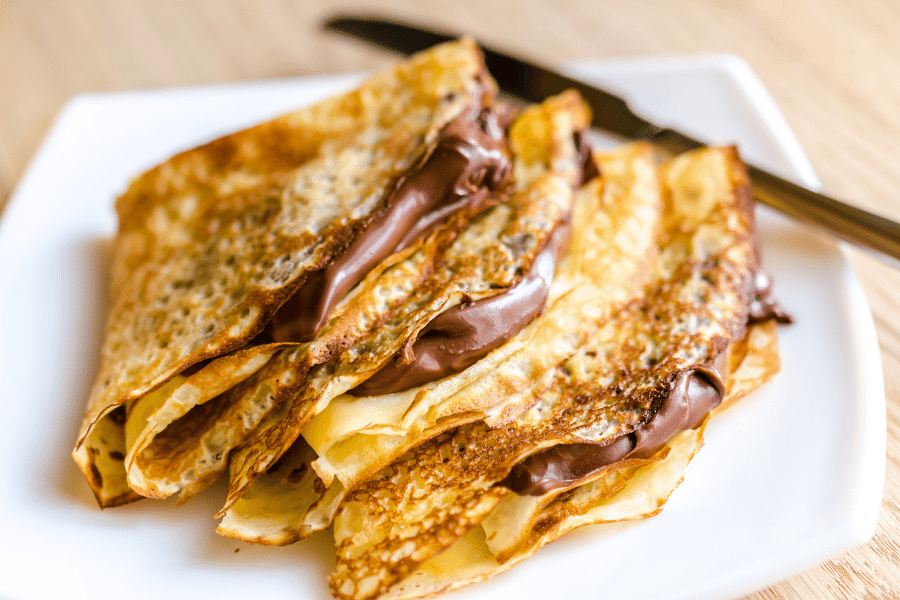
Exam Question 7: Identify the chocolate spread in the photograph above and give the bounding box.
[574,131,600,186]
[499,257,796,497]
[266,95,513,343]
[500,357,726,496]
[350,222,571,397]
[748,271,793,324]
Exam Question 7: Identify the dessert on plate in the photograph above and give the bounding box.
[72,38,788,600]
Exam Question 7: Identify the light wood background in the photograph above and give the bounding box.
[3,1,899,597]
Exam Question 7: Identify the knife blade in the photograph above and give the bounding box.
[323,15,900,263]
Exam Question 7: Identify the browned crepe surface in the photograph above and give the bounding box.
[72,38,493,507]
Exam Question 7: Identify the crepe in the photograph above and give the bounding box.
[327,146,770,600]
[72,38,517,507]
[376,318,780,600]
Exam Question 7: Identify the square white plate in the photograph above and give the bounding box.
[0,54,885,600]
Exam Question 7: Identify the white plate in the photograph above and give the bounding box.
[0,54,885,600]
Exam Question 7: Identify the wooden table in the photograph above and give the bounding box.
[3,1,898,597]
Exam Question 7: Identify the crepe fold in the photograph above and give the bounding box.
[325,146,774,600]
[73,37,502,507]
[365,318,781,600]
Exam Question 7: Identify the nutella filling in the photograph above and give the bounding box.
[574,130,600,187]
[266,96,513,343]
[500,358,727,496]
[748,271,793,324]
[350,222,571,397]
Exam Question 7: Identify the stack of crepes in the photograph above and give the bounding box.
[73,38,788,600]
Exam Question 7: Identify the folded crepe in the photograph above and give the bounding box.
[325,146,781,600]
[367,320,780,600]
[74,37,505,507]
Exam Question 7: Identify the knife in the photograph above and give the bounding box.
[323,15,900,262]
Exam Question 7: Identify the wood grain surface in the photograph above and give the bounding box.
[2,0,899,597]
